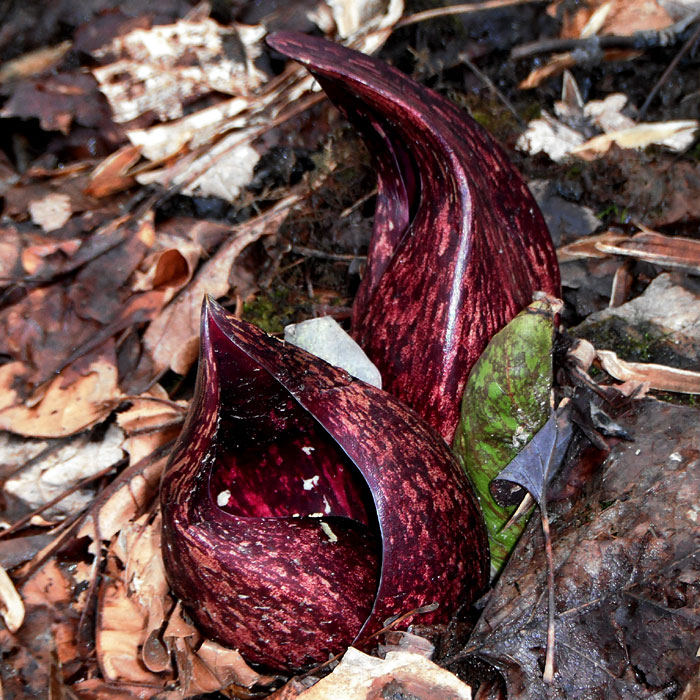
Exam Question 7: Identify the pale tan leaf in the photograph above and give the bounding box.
[95,454,165,541]
[20,560,72,607]
[4,423,125,518]
[0,563,24,632]
[0,350,122,439]
[572,120,699,158]
[196,639,274,688]
[597,350,700,394]
[0,41,72,83]
[294,647,472,700]
[28,192,73,232]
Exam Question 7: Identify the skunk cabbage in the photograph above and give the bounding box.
[160,299,488,672]
[266,32,560,441]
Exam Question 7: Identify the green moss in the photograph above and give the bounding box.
[242,288,300,335]
[575,318,663,363]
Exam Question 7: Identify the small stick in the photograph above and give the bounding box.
[397,0,546,29]
[638,19,700,120]
[541,501,556,683]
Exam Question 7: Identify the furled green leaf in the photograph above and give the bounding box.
[452,296,559,575]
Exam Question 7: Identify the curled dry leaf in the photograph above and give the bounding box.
[597,349,700,394]
[268,32,560,441]
[160,299,488,671]
[595,229,700,275]
[136,194,299,384]
[468,399,700,699]
[571,120,699,159]
[0,563,25,633]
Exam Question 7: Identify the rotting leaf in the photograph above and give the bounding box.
[465,399,700,699]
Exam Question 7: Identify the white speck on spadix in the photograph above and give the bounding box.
[216,490,231,507]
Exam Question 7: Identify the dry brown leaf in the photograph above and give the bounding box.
[97,556,165,686]
[196,639,274,688]
[0,345,122,438]
[571,120,699,158]
[557,231,629,262]
[0,41,72,83]
[20,236,82,275]
[597,349,700,393]
[595,230,700,274]
[138,195,299,380]
[94,452,166,541]
[20,559,72,608]
[84,144,142,198]
[292,647,472,700]
[549,0,674,38]
[0,563,25,632]
[0,71,110,134]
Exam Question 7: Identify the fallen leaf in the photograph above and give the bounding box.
[134,194,299,384]
[467,399,700,699]
[3,423,125,517]
[597,349,700,393]
[0,563,25,632]
[293,647,472,699]
[92,18,266,123]
[595,229,700,274]
[549,0,674,38]
[557,231,629,262]
[571,120,699,158]
[0,41,72,83]
[28,192,73,231]
[0,71,111,134]
[490,410,575,507]
[0,345,122,439]
[84,144,141,198]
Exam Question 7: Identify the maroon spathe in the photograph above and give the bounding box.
[160,299,488,672]
[266,32,561,442]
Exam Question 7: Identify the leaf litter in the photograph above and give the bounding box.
[0,0,699,697]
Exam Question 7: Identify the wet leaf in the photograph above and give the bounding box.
[467,399,700,699]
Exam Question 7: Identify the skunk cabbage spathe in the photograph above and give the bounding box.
[160,299,488,672]
[266,32,561,442]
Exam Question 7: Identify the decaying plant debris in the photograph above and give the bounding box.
[0,0,699,698]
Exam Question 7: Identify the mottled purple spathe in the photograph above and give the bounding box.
[266,32,561,443]
[160,299,488,672]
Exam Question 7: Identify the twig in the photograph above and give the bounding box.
[511,14,700,61]
[541,501,556,683]
[0,460,125,540]
[396,0,547,29]
[638,19,700,120]
[290,246,366,262]
[460,53,526,130]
